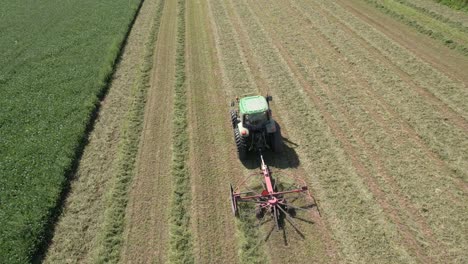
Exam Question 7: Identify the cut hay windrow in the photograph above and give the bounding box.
[167,0,194,262]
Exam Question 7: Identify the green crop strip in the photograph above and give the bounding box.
[167,0,194,263]
[0,0,142,262]
[433,0,468,11]
[90,0,166,262]
[395,0,468,32]
[363,0,468,56]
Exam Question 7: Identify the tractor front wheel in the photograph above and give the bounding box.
[230,110,238,128]
[234,127,247,160]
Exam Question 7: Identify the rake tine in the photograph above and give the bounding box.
[237,191,257,195]
[264,221,276,242]
[282,225,288,246]
[278,202,310,211]
[277,205,303,237]
[292,216,315,225]
[237,200,263,204]
[273,206,280,231]
[285,194,305,203]
[245,186,262,197]
[285,217,305,239]
[256,216,272,227]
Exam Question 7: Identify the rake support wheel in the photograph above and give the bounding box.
[230,184,238,217]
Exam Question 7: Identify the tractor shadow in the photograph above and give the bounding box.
[240,124,300,170]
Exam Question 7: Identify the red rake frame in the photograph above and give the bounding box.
[230,155,317,230]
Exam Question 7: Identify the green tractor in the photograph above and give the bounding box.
[230,95,283,159]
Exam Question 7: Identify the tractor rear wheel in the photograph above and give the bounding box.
[270,123,283,153]
[234,127,247,160]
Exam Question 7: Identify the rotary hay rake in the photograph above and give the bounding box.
[230,154,319,231]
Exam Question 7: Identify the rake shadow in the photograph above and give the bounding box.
[263,209,314,245]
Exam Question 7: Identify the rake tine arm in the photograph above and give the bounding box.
[264,221,276,242]
[277,205,304,238]
[277,205,299,229]
[273,206,280,230]
[237,199,263,204]
[244,186,262,197]
[272,188,308,196]
[278,201,310,211]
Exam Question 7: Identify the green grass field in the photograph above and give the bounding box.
[365,0,468,54]
[0,0,141,262]
[434,0,468,11]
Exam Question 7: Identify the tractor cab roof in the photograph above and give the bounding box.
[239,95,268,115]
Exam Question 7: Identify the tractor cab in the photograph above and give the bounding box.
[239,96,270,130]
[229,94,282,159]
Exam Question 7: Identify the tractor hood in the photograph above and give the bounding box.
[239,96,268,115]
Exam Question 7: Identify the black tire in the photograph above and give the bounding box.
[234,127,247,160]
[230,184,239,217]
[230,109,238,128]
[270,122,283,153]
